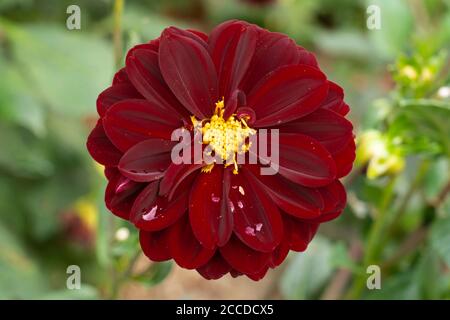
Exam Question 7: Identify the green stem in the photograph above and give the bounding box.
[108,249,141,299]
[113,0,124,69]
[345,176,398,299]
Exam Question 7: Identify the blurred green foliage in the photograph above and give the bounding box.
[0,0,449,299]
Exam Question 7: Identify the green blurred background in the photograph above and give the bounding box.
[0,0,449,300]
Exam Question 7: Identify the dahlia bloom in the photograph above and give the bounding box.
[87,20,355,280]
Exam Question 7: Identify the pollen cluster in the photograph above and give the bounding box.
[191,99,255,174]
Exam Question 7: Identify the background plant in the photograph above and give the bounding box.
[0,0,449,299]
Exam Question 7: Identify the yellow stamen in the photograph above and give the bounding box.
[191,98,256,174]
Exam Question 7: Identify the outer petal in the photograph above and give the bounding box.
[241,31,300,92]
[332,138,356,178]
[140,229,172,262]
[112,67,130,85]
[248,65,328,127]
[283,214,319,252]
[269,239,290,268]
[118,139,176,182]
[228,169,283,252]
[125,46,188,118]
[244,165,323,219]
[208,20,257,99]
[279,108,353,154]
[312,180,347,223]
[319,81,350,116]
[196,253,231,280]
[159,27,218,119]
[189,166,233,249]
[220,235,271,275]
[86,120,122,166]
[131,174,195,231]
[168,216,216,269]
[103,99,182,152]
[96,84,142,117]
[258,133,336,187]
[105,169,144,220]
[297,46,319,68]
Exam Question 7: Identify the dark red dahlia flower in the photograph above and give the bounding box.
[87,20,355,281]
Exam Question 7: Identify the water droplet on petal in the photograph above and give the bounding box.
[211,193,220,203]
[255,223,263,232]
[142,205,158,221]
[245,226,256,236]
[237,201,244,209]
[229,201,235,213]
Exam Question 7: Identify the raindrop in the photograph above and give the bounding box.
[255,223,263,232]
[142,205,158,221]
[211,193,220,203]
[237,201,244,209]
[245,226,256,236]
[229,201,235,213]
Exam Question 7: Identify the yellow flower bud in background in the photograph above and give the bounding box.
[357,130,405,179]
[400,65,418,80]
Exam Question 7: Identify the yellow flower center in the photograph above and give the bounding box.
[191,99,256,174]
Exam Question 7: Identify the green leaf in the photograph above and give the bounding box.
[0,57,46,136]
[0,221,48,298]
[0,123,54,178]
[423,157,449,201]
[314,30,375,61]
[3,22,113,118]
[133,261,173,287]
[40,285,99,300]
[280,236,334,299]
[366,0,414,60]
[430,216,450,268]
[364,271,420,299]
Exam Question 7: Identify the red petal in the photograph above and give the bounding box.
[223,89,245,120]
[241,31,300,93]
[196,253,231,280]
[244,165,323,219]
[126,47,188,118]
[131,179,191,232]
[279,108,353,154]
[159,27,218,119]
[283,214,319,252]
[319,81,349,116]
[220,235,271,275]
[248,65,328,127]
[118,139,175,182]
[112,67,130,85]
[103,99,182,152]
[297,46,319,68]
[187,29,208,42]
[96,84,142,117]
[228,169,284,252]
[105,169,144,220]
[86,120,122,166]
[189,167,233,249]
[168,216,216,269]
[164,26,208,49]
[247,267,269,281]
[333,138,356,178]
[269,239,290,268]
[260,133,336,187]
[140,229,172,262]
[312,180,346,223]
[208,20,257,99]
[159,163,202,199]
